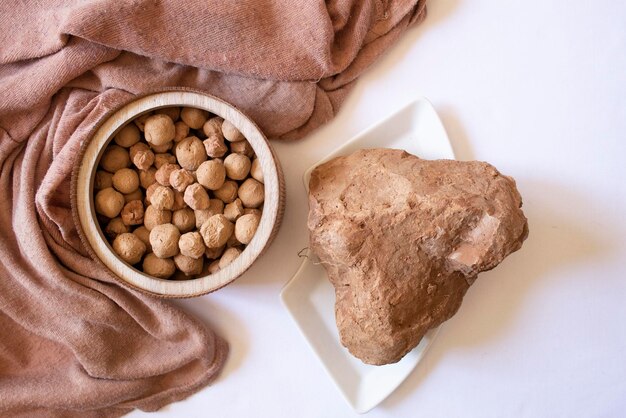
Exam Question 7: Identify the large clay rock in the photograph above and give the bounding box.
[307,149,528,365]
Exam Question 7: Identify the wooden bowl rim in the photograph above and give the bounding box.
[74,89,283,297]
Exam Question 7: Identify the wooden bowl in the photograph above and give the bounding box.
[74,89,284,297]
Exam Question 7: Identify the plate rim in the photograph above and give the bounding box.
[281,96,453,413]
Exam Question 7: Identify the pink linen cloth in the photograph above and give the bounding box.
[0,0,427,416]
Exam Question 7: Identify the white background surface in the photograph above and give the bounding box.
[131,1,626,417]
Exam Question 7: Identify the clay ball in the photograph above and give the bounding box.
[179,231,205,259]
[139,168,157,189]
[121,200,144,226]
[143,253,175,278]
[238,178,264,208]
[200,214,234,249]
[133,113,152,132]
[184,183,210,210]
[100,145,130,173]
[151,141,173,153]
[196,160,226,190]
[143,205,172,231]
[145,183,159,205]
[105,217,129,239]
[133,149,155,171]
[205,245,225,260]
[250,158,264,183]
[95,187,125,218]
[226,233,241,248]
[112,233,146,265]
[154,153,177,169]
[129,142,149,160]
[144,114,175,146]
[243,208,262,217]
[172,190,187,210]
[114,124,141,148]
[194,199,225,228]
[203,135,228,158]
[202,117,224,137]
[223,198,244,222]
[150,223,180,258]
[180,107,209,129]
[219,247,242,269]
[221,120,244,142]
[214,180,238,203]
[230,140,254,158]
[151,185,174,210]
[155,163,180,187]
[133,226,152,253]
[173,253,203,276]
[235,213,261,245]
[172,208,196,233]
[112,168,139,194]
[208,259,221,274]
[95,170,113,190]
[176,136,206,170]
[174,121,190,143]
[169,169,194,192]
[124,189,143,204]
[156,107,180,122]
[224,153,251,180]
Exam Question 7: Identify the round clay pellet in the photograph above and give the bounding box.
[95,170,113,190]
[238,178,264,208]
[112,233,146,265]
[224,153,251,181]
[150,223,180,258]
[183,183,210,210]
[114,124,141,148]
[179,231,205,259]
[95,187,125,218]
[180,107,209,129]
[203,135,228,158]
[172,208,195,233]
[235,213,261,244]
[133,226,152,253]
[250,158,264,183]
[124,189,143,204]
[144,114,175,146]
[143,205,172,231]
[112,168,139,194]
[143,253,175,278]
[176,136,206,170]
[221,119,244,142]
[173,253,204,276]
[196,160,226,190]
[156,107,180,122]
[121,200,144,226]
[105,217,130,239]
[219,247,242,269]
[174,121,190,143]
[214,180,238,203]
[139,168,157,189]
[100,145,130,173]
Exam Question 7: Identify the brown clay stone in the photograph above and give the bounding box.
[307,149,528,365]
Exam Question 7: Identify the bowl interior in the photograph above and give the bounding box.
[77,90,283,297]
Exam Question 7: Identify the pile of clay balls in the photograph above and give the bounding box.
[93,106,264,279]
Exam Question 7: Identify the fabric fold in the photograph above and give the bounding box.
[0,0,427,416]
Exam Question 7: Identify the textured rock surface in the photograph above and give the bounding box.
[307,149,528,365]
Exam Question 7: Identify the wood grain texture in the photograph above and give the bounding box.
[74,89,285,298]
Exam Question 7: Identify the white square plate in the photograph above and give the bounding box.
[280,98,455,413]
